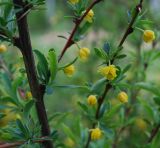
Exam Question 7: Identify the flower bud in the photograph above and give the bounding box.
[135,118,147,131]
[87,95,97,106]
[79,47,90,61]
[0,44,7,53]
[26,91,32,100]
[91,128,102,140]
[143,30,155,43]
[117,91,128,103]
[84,10,94,23]
[63,65,75,77]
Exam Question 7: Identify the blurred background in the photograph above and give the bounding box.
[25,0,160,112]
[1,0,160,147]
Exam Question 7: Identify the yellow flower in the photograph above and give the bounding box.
[91,128,102,140]
[26,91,32,100]
[68,0,79,5]
[117,91,128,103]
[84,10,94,23]
[135,118,147,131]
[0,103,20,127]
[143,30,155,43]
[0,44,7,53]
[87,95,97,106]
[63,65,75,77]
[98,65,118,80]
[64,137,75,147]
[79,47,90,61]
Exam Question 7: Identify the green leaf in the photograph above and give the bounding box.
[77,101,88,113]
[122,64,131,73]
[104,103,122,119]
[48,49,57,83]
[23,100,34,118]
[16,119,30,138]
[61,123,76,142]
[135,82,160,97]
[94,48,107,59]
[138,98,154,119]
[116,54,127,59]
[53,84,90,91]
[58,57,77,70]
[34,50,50,84]
[98,104,107,119]
[73,22,92,41]
[91,78,107,94]
[151,130,160,148]
[153,97,160,106]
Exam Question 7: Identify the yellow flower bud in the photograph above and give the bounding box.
[135,118,147,131]
[84,10,94,23]
[87,95,97,106]
[91,128,102,140]
[0,44,7,53]
[143,30,155,43]
[64,137,75,147]
[26,91,32,100]
[79,47,90,61]
[98,65,118,80]
[68,0,79,5]
[0,103,20,127]
[63,65,75,77]
[117,91,128,103]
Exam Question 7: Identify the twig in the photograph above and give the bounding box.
[58,0,103,62]
[118,0,143,48]
[85,0,144,147]
[12,0,53,148]
[85,84,111,148]
[111,0,144,64]
[0,137,51,148]
[147,124,160,143]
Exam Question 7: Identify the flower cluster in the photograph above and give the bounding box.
[98,65,118,80]
[90,128,102,140]
[117,91,128,103]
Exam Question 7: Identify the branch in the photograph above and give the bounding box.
[85,84,111,148]
[118,0,143,48]
[147,124,160,143]
[0,30,21,48]
[12,0,53,147]
[85,1,144,147]
[0,137,51,148]
[111,0,144,64]
[58,0,103,62]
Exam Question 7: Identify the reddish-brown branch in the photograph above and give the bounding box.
[111,0,144,64]
[118,0,143,48]
[58,0,103,62]
[0,137,50,148]
[12,0,53,147]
